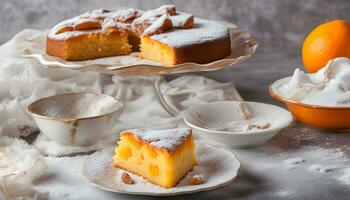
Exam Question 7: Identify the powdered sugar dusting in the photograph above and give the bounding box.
[235,144,350,199]
[30,93,122,119]
[47,5,229,47]
[170,12,193,28]
[101,18,131,31]
[192,174,204,179]
[132,6,170,26]
[48,17,101,40]
[142,15,170,36]
[48,8,140,40]
[337,168,350,185]
[308,164,335,173]
[208,118,270,132]
[284,157,305,170]
[48,16,130,40]
[83,8,141,22]
[33,133,119,156]
[285,157,305,165]
[150,18,229,48]
[123,128,191,151]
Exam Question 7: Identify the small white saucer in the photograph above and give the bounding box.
[81,143,241,196]
[33,133,118,156]
[183,101,293,148]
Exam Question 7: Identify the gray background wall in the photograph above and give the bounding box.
[1,0,350,103]
[1,0,350,56]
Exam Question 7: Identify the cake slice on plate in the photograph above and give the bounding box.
[112,128,196,188]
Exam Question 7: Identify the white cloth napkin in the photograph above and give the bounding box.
[0,137,49,200]
[0,29,242,199]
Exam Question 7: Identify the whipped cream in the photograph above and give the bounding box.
[274,57,350,106]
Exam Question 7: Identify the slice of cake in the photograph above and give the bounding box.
[140,18,231,66]
[46,11,134,61]
[112,128,196,188]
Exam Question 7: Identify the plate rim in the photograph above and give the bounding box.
[21,20,259,75]
[81,143,242,196]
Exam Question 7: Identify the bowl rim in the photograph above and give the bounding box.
[183,100,293,135]
[27,92,123,121]
[269,77,350,110]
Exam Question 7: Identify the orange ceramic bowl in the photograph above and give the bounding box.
[269,77,350,130]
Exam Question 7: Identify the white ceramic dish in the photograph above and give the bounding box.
[183,101,293,148]
[21,22,258,76]
[82,143,241,196]
[27,93,123,146]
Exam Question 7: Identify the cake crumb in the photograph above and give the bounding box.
[121,172,134,185]
[285,157,305,165]
[189,174,205,185]
[308,164,334,173]
[245,122,270,131]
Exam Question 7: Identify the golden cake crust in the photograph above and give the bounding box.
[46,5,231,65]
[46,31,131,61]
[141,34,231,65]
[119,128,193,154]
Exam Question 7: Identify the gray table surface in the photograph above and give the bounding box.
[10,43,350,200]
[33,48,349,200]
[5,33,350,200]
[160,48,350,200]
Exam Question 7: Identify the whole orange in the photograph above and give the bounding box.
[302,19,350,73]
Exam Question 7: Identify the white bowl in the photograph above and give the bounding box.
[27,93,123,146]
[183,101,293,148]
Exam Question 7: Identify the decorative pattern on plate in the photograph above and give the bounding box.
[82,143,241,196]
[22,21,258,75]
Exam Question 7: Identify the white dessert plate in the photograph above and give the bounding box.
[183,101,293,148]
[21,21,258,76]
[82,143,241,196]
